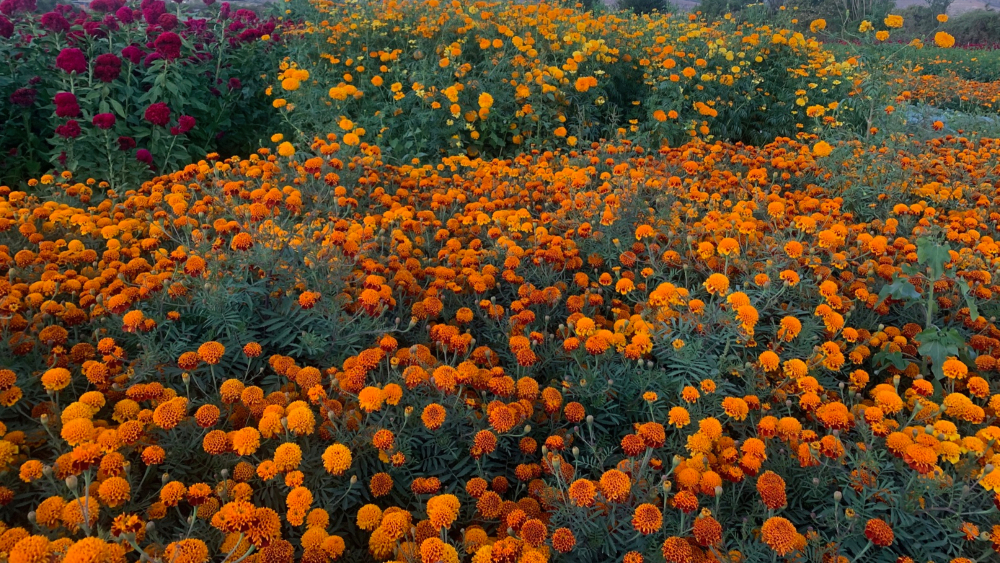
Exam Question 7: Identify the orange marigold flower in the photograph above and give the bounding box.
[421,403,446,430]
[756,471,787,510]
[197,341,224,365]
[671,490,699,513]
[722,397,749,421]
[693,515,722,546]
[97,477,131,508]
[242,343,262,358]
[322,444,352,476]
[163,539,209,563]
[865,518,894,547]
[551,527,576,553]
[599,469,631,502]
[274,443,302,472]
[632,504,662,535]
[9,535,50,563]
[703,273,729,295]
[761,516,797,555]
[520,518,547,547]
[41,368,71,392]
[661,536,692,563]
[668,406,690,428]
[426,494,460,530]
[370,473,393,497]
[568,479,597,507]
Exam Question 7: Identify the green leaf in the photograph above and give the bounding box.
[110,99,126,117]
[872,349,908,371]
[957,279,980,321]
[875,277,920,309]
[916,237,951,280]
[917,327,963,381]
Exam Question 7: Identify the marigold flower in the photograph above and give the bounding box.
[761,516,797,555]
[703,273,729,295]
[599,469,631,502]
[632,504,662,535]
[197,341,225,365]
[370,473,393,497]
[163,539,209,563]
[9,535,50,563]
[865,518,894,547]
[661,537,692,563]
[97,477,131,507]
[322,444,352,476]
[693,515,722,546]
[426,494,460,530]
[756,471,787,509]
[41,368,71,391]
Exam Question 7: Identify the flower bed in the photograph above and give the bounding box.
[0,131,999,562]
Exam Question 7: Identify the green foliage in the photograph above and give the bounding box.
[697,0,754,17]
[617,0,675,14]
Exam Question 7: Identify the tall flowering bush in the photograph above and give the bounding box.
[0,0,283,186]
[268,0,856,160]
[0,131,999,563]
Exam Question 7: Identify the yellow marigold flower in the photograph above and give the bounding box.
[703,273,729,295]
[273,443,302,472]
[322,444,352,476]
[277,142,295,157]
[41,368,71,392]
[884,14,903,28]
[356,504,382,531]
[934,31,955,48]
[9,535,50,563]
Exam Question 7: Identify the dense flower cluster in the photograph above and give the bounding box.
[270,0,856,156]
[1,128,1000,562]
[0,2,998,563]
[0,0,281,185]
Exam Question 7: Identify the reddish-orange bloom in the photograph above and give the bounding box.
[865,518,894,547]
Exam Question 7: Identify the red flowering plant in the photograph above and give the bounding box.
[0,0,283,188]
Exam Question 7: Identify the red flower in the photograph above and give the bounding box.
[54,92,80,117]
[154,31,182,60]
[94,53,122,82]
[55,120,81,139]
[92,113,116,130]
[144,102,171,126]
[55,48,87,74]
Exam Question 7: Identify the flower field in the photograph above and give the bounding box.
[1,2,1000,563]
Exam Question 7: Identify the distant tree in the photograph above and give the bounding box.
[618,0,677,15]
